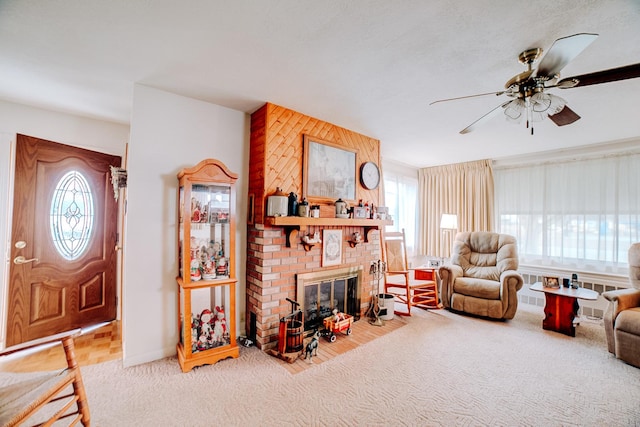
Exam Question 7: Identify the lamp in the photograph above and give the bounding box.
[440,213,458,262]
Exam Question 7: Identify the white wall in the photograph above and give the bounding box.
[0,100,129,349]
[123,85,249,367]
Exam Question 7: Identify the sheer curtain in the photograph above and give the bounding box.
[382,161,418,257]
[495,152,640,274]
[418,159,494,258]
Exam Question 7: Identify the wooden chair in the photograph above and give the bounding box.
[383,229,441,316]
[0,329,90,426]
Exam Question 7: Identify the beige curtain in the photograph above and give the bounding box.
[418,159,494,258]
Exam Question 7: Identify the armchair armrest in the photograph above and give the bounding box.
[602,288,640,354]
[603,288,640,317]
[499,271,524,319]
[438,265,463,308]
[500,270,524,293]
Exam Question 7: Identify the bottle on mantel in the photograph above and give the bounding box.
[364,201,370,219]
[287,192,298,217]
[297,198,309,217]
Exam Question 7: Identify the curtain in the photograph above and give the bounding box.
[383,163,419,256]
[418,159,494,258]
[495,152,640,273]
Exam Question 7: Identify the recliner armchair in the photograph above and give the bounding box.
[603,242,640,368]
[438,231,523,320]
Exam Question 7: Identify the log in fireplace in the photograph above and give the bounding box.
[296,266,363,334]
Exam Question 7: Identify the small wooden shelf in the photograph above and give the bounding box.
[265,217,393,247]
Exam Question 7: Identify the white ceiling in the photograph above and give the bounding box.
[1,0,639,168]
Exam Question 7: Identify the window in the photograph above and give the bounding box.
[495,152,640,274]
[383,163,418,256]
[50,170,95,260]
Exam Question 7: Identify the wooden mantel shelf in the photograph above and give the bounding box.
[264,216,393,247]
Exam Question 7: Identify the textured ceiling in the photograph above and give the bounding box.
[1,0,639,168]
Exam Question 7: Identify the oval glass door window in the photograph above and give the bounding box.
[50,170,95,260]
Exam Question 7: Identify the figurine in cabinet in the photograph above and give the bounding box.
[190,259,201,281]
[200,309,213,340]
[203,259,216,280]
[212,306,227,344]
[216,257,228,277]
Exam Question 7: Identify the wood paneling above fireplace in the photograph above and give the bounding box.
[249,102,382,225]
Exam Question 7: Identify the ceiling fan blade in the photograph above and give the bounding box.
[536,33,598,78]
[548,105,581,126]
[556,63,640,88]
[460,101,511,134]
[430,90,507,105]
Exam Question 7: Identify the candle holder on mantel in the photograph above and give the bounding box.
[367,259,387,326]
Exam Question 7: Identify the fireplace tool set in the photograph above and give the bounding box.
[367,259,387,326]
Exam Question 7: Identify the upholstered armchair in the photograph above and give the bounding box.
[438,231,523,320]
[603,242,640,368]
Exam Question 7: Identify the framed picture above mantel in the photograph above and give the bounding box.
[303,135,356,203]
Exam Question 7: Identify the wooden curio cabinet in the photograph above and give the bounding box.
[176,159,238,372]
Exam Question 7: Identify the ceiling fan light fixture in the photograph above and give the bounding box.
[529,109,548,123]
[504,98,525,122]
[530,92,552,112]
[503,92,567,126]
[547,93,567,115]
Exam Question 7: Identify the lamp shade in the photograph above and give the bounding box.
[440,213,458,230]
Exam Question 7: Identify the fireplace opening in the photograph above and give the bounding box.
[296,266,362,334]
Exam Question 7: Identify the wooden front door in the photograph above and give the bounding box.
[6,134,121,346]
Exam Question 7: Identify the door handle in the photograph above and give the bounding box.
[14,256,39,265]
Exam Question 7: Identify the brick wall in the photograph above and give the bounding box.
[246,224,382,350]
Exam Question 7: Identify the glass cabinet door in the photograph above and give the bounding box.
[188,184,231,281]
[182,285,233,353]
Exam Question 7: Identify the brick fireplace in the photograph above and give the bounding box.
[246,224,381,349]
[245,103,386,351]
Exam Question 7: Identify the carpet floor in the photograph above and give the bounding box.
[2,303,639,426]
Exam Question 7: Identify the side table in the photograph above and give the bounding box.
[414,268,443,309]
[530,282,598,337]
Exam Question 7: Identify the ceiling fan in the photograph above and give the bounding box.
[431,33,640,135]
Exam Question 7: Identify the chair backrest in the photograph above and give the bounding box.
[384,230,408,271]
[630,242,640,290]
[451,231,519,281]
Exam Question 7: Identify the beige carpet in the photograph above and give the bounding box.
[2,304,639,426]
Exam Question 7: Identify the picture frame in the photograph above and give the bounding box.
[428,259,441,268]
[303,135,356,203]
[353,207,367,219]
[543,276,560,288]
[322,229,343,267]
[376,206,388,220]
